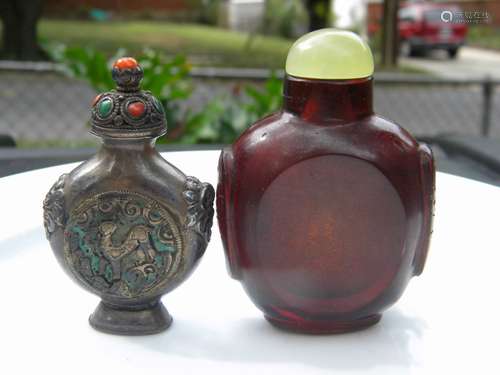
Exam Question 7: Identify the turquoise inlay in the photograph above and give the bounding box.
[150,209,162,221]
[154,255,164,268]
[91,255,100,274]
[145,272,157,284]
[65,192,180,298]
[71,226,93,257]
[104,264,113,282]
[98,98,113,117]
[151,227,175,253]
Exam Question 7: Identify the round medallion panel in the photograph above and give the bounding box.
[64,191,183,299]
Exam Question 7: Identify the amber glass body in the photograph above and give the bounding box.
[217,75,435,333]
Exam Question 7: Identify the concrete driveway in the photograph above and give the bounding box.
[401,46,500,79]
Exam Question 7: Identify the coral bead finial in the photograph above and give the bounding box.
[285,29,374,80]
[111,57,143,92]
[113,57,139,70]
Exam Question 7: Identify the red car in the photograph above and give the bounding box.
[398,3,468,58]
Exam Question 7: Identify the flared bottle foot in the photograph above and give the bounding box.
[265,313,382,334]
[89,301,172,335]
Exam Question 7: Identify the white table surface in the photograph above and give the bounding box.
[1,150,499,375]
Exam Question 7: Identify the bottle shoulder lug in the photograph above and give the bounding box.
[183,176,215,245]
[43,173,69,240]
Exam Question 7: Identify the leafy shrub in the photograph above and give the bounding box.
[50,45,191,136]
[49,45,283,144]
[182,76,282,144]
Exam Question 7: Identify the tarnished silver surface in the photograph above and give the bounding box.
[43,58,214,335]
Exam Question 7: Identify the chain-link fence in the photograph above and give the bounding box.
[1,64,499,145]
[374,76,499,138]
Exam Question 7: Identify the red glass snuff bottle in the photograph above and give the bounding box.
[217,30,435,333]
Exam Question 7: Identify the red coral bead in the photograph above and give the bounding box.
[113,57,138,70]
[127,101,145,118]
[91,93,102,107]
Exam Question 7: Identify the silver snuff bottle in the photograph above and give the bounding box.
[43,57,215,335]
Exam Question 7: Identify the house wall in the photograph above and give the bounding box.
[43,0,194,19]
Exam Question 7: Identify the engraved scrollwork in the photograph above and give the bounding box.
[43,173,68,240]
[64,192,183,299]
[183,176,215,244]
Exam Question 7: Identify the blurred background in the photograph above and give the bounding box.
[1,0,500,184]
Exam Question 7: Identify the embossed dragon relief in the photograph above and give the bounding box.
[183,176,215,244]
[63,192,184,299]
[43,174,214,299]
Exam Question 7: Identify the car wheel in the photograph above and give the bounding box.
[410,48,423,57]
[447,48,459,59]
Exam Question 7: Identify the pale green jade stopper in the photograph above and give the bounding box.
[285,29,374,80]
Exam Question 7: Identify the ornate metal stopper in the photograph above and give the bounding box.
[90,57,167,139]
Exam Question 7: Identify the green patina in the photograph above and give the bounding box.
[90,255,100,274]
[70,225,100,273]
[65,193,182,298]
[151,226,175,253]
[104,264,113,283]
[71,226,93,256]
[98,98,113,117]
[154,255,164,268]
[149,209,162,221]
[123,267,157,291]
[145,272,157,284]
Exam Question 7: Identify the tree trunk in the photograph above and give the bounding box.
[381,0,399,68]
[0,0,48,61]
[305,0,331,31]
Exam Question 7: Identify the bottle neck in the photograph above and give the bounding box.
[101,137,157,152]
[283,75,374,124]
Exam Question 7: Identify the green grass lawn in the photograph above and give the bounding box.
[38,19,292,69]
[468,26,500,51]
[34,19,427,73]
